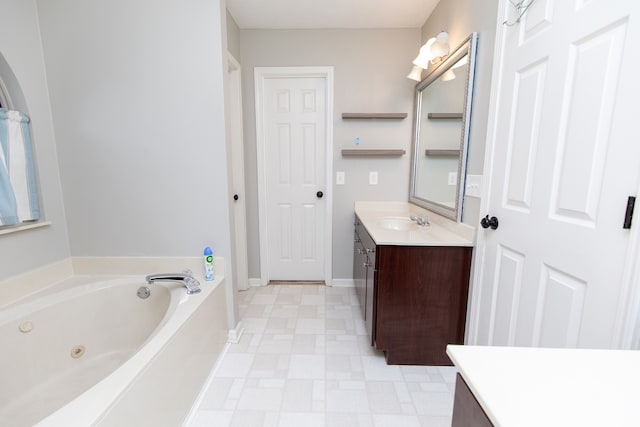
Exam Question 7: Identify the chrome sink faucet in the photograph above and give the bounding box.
[145,270,201,295]
[410,215,429,226]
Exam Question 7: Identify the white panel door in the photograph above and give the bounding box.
[472,0,640,348]
[262,76,327,280]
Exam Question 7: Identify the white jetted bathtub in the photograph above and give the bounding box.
[0,270,228,426]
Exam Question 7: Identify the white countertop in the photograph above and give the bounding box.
[447,345,640,426]
[354,201,474,247]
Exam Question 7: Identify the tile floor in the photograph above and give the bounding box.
[187,284,457,427]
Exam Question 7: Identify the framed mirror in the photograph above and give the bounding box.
[409,33,478,221]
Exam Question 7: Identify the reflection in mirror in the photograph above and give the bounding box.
[409,33,477,221]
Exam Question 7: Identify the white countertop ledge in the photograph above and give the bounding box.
[354,201,474,246]
[447,345,640,427]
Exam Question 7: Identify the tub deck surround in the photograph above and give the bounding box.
[447,345,640,426]
[354,201,474,247]
[0,258,74,309]
[0,257,228,427]
[0,256,225,308]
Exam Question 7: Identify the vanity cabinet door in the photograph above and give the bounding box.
[375,245,473,365]
[354,215,378,343]
[359,224,377,344]
[353,225,367,317]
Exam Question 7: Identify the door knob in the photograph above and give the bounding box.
[316,191,324,199]
[233,194,239,201]
[480,215,499,230]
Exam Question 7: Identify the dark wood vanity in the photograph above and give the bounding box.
[451,374,493,426]
[353,213,473,365]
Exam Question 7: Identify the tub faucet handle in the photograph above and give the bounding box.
[410,215,429,226]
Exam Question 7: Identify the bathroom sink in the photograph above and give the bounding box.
[378,217,418,231]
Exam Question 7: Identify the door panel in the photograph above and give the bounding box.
[491,245,524,346]
[503,59,546,213]
[537,265,587,347]
[550,20,627,225]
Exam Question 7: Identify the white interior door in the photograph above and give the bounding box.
[227,54,249,291]
[470,0,640,349]
[255,68,332,282]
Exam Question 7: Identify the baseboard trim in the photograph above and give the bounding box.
[228,321,244,344]
[249,278,267,287]
[249,278,354,287]
[331,279,355,287]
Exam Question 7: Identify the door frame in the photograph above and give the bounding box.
[466,0,640,349]
[227,52,249,291]
[254,66,334,286]
[619,177,640,349]
[465,0,508,346]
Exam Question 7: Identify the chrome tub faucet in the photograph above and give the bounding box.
[145,270,201,295]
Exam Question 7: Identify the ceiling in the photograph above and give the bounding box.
[226,0,441,29]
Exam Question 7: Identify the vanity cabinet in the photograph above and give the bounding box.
[354,214,472,365]
[452,374,493,427]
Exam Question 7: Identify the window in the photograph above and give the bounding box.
[0,76,10,109]
[0,56,42,230]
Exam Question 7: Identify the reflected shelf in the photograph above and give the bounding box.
[342,113,407,120]
[342,149,406,157]
[427,113,463,120]
[425,149,460,156]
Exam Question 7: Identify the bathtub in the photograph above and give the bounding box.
[0,272,228,426]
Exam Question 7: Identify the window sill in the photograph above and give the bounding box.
[0,221,51,236]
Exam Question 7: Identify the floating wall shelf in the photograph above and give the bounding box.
[425,149,460,156]
[342,113,407,120]
[427,113,463,120]
[342,149,406,157]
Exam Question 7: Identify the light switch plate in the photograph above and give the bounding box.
[369,171,378,185]
[465,174,483,198]
[448,172,457,186]
[336,171,345,185]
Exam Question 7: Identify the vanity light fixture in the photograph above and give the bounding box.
[407,65,424,81]
[440,69,456,82]
[407,31,450,81]
[439,55,469,82]
[451,55,468,70]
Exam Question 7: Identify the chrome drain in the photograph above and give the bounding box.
[137,286,151,299]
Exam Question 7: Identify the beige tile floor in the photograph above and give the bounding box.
[187,284,457,427]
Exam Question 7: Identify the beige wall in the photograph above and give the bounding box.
[421,0,498,226]
[0,0,498,292]
[226,10,241,60]
[239,29,421,280]
[0,0,70,281]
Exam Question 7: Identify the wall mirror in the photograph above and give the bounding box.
[409,33,477,222]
